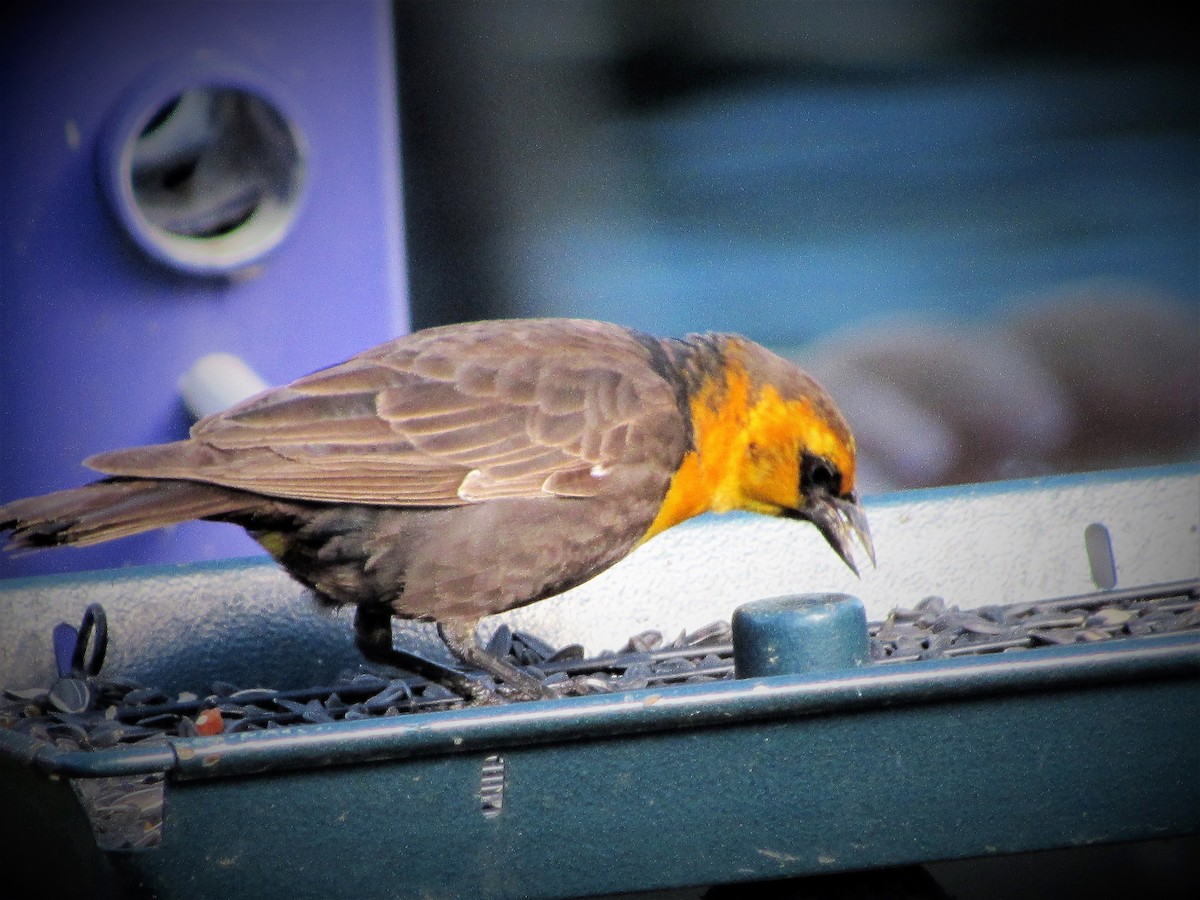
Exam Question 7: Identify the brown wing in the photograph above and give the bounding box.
[87,319,682,506]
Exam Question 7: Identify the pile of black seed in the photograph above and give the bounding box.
[3,582,1197,747]
[0,621,737,750]
[870,581,1200,662]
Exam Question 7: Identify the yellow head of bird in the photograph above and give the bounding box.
[642,335,873,575]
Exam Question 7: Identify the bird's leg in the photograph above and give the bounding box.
[437,619,555,701]
[353,605,494,703]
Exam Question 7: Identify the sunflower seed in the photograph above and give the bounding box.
[48,678,95,714]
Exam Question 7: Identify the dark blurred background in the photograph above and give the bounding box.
[396,0,1198,492]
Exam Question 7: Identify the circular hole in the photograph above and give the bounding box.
[106,84,306,274]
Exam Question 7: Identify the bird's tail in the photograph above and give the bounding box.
[0,478,246,550]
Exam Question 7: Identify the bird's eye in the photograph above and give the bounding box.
[811,462,835,490]
[801,452,840,495]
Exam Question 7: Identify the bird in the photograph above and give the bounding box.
[1,318,873,701]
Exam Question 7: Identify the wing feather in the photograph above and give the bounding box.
[86,319,687,507]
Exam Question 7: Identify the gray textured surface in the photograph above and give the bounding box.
[503,464,1200,650]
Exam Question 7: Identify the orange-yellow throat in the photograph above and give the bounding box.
[639,347,854,544]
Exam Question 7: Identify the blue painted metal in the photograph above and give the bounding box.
[8,635,1191,900]
[732,593,870,677]
[0,0,407,578]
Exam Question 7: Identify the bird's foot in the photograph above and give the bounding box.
[438,620,557,703]
[354,607,556,705]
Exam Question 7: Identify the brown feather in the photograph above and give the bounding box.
[85,319,684,508]
[1,479,247,549]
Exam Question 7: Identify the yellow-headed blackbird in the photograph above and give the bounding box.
[1,318,872,700]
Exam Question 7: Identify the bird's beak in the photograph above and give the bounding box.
[801,492,876,577]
